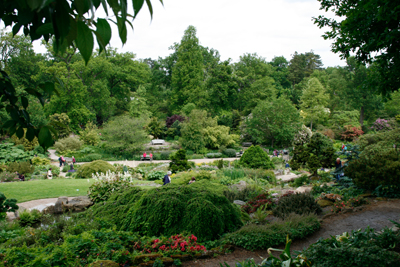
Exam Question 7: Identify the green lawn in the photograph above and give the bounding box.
[0,179,95,203]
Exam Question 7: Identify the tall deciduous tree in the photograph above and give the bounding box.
[246,97,302,147]
[171,26,205,112]
[299,78,329,131]
[314,0,400,94]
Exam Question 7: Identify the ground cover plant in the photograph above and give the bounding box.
[302,228,400,267]
[76,160,116,178]
[224,213,320,250]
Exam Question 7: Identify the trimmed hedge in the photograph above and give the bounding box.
[239,145,274,169]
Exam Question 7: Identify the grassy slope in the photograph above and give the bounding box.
[0,179,95,203]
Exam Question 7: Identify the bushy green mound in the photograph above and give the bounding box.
[239,145,274,169]
[91,181,242,240]
[357,128,400,155]
[76,160,116,178]
[224,214,320,250]
[346,149,400,190]
[273,192,322,219]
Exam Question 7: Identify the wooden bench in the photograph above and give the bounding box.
[151,139,165,145]
[236,152,243,157]
[140,156,153,161]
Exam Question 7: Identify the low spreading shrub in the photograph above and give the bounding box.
[160,151,171,160]
[330,196,368,213]
[223,149,237,157]
[76,160,116,178]
[6,161,35,174]
[346,149,400,190]
[18,209,42,227]
[242,193,273,214]
[146,171,164,181]
[206,153,222,158]
[273,193,322,219]
[0,172,17,183]
[91,182,243,241]
[373,184,400,198]
[291,174,310,187]
[88,179,135,203]
[303,228,400,267]
[31,157,50,166]
[224,214,320,250]
[223,185,264,203]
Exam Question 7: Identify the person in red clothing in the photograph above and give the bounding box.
[150,153,153,160]
[143,152,147,160]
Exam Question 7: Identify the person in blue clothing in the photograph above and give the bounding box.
[163,171,172,185]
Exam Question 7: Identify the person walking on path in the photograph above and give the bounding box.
[72,156,76,165]
[58,156,63,167]
[163,171,172,185]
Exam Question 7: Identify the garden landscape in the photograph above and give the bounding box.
[1,1,400,266]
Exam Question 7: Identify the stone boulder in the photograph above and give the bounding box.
[233,200,246,206]
[89,260,119,267]
[54,196,69,214]
[63,196,93,212]
[229,180,248,191]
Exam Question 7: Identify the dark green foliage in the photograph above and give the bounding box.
[92,181,242,241]
[303,227,400,267]
[160,151,171,160]
[239,145,274,169]
[373,185,400,198]
[223,149,237,157]
[6,161,34,174]
[76,160,116,178]
[346,149,400,190]
[169,149,191,173]
[290,133,335,176]
[0,192,19,220]
[217,159,224,169]
[273,193,322,219]
[224,214,320,250]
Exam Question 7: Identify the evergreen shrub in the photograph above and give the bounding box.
[31,157,50,166]
[76,160,116,178]
[224,214,320,250]
[273,193,322,219]
[206,153,222,158]
[91,181,242,241]
[346,149,400,190]
[169,149,190,173]
[239,145,274,169]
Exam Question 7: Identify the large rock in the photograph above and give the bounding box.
[233,200,246,206]
[54,197,68,214]
[63,196,93,212]
[229,180,248,191]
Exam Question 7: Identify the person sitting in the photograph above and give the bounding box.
[143,152,147,159]
[163,171,172,185]
[188,177,196,184]
[15,172,25,181]
[68,164,76,172]
[47,168,53,179]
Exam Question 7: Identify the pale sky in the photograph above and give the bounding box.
[30,0,346,67]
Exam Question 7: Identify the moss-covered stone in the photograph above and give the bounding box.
[89,260,119,267]
[317,199,334,207]
[132,254,162,265]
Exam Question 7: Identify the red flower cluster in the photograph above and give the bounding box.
[135,234,205,256]
[242,193,273,214]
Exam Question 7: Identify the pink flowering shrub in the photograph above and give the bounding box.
[331,196,368,213]
[371,118,392,131]
[133,234,206,256]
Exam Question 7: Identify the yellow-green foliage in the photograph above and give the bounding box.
[79,122,100,146]
[31,157,51,166]
[203,125,238,149]
[54,136,83,153]
[11,129,39,151]
[76,160,116,178]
